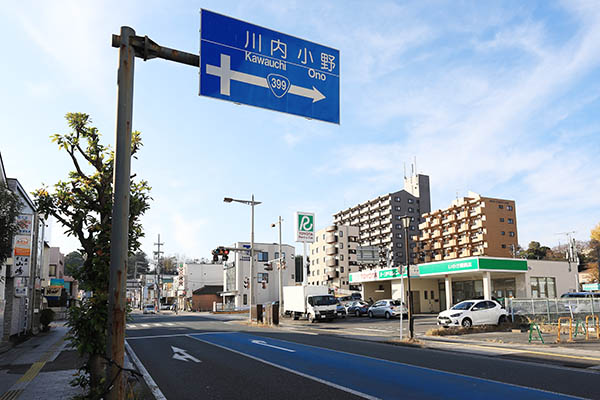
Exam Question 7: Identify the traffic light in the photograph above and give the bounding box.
[212,247,230,262]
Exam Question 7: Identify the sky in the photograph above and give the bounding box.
[1,0,599,262]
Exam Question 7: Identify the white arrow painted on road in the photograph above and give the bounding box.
[250,339,296,352]
[206,54,326,103]
[171,346,201,363]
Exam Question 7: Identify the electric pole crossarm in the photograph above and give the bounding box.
[111,34,199,67]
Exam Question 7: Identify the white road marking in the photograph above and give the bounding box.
[171,346,202,363]
[251,339,296,353]
[125,341,167,400]
[188,335,379,400]
[166,323,175,326]
[354,328,394,333]
[141,324,150,328]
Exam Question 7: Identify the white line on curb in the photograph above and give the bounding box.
[125,341,167,400]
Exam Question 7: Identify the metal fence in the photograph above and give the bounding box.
[506,298,600,323]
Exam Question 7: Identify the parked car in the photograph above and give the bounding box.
[558,292,600,314]
[335,301,347,319]
[143,304,155,314]
[437,299,508,328]
[368,299,408,319]
[160,303,172,310]
[346,300,370,317]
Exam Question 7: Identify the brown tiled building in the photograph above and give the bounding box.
[192,285,223,311]
[416,192,518,263]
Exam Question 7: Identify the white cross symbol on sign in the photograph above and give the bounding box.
[206,54,268,96]
[205,53,326,102]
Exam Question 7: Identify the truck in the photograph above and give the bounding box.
[283,285,338,323]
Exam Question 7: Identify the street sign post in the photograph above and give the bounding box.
[200,9,340,124]
[295,211,315,286]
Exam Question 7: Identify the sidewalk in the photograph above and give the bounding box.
[0,322,85,399]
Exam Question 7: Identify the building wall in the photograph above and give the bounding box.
[192,294,220,311]
[226,242,296,308]
[391,278,440,313]
[525,260,579,297]
[308,225,359,291]
[184,263,223,298]
[417,192,518,263]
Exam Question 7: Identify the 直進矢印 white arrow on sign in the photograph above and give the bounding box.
[206,54,325,103]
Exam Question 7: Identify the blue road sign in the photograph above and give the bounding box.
[200,10,340,124]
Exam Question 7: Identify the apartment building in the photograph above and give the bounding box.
[416,192,518,263]
[332,173,431,267]
[308,225,359,291]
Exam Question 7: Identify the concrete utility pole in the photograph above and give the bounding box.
[154,234,164,311]
[106,26,207,400]
[106,26,135,400]
[401,216,415,340]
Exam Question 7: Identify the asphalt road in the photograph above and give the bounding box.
[126,312,599,399]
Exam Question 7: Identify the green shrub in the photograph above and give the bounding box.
[40,308,55,330]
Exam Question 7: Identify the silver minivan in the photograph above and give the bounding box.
[368,299,408,319]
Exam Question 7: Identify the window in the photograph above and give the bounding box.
[509,232,515,237]
[396,243,403,248]
[409,226,415,231]
[339,231,343,237]
[408,198,414,204]
[408,207,414,213]
[500,218,505,222]
[396,233,402,238]
[431,290,435,299]
[323,234,325,240]
[530,277,556,298]
[395,206,401,211]
[424,291,428,299]
[340,255,344,261]
[339,243,343,249]
[49,264,56,277]
[507,205,513,211]
[498,205,504,209]
[501,231,505,236]
[341,266,344,273]
[257,252,269,262]
[501,244,507,249]
[243,294,248,305]
[395,224,402,229]
[395,197,401,202]
[508,218,514,224]
[396,215,402,220]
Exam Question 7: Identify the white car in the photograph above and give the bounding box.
[437,299,507,328]
[143,304,156,314]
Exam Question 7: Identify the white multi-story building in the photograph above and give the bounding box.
[308,225,359,292]
[220,242,296,308]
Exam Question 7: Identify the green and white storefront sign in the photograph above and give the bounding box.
[349,257,527,283]
[418,257,527,277]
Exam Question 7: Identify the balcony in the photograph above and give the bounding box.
[420,231,430,240]
[326,246,338,256]
[381,217,392,225]
[381,227,391,235]
[325,233,337,244]
[326,257,339,267]
[349,260,358,266]
[420,221,430,229]
[325,225,337,232]
[371,219,381,229]
[458,224,468,233]
[381,199,391,207]
[458,237,471,245]
[351,218,360,225]
[431,218,441,227]
[447,226,456,235]
[371,238,382,246]
[433,241,442,250]
[443,239,456,248]
[360,215,370,223]
[432,230,441,239]
[421,243,431,251]
[351,209,360,217]
[470,233,483,243]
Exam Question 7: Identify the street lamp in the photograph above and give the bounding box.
[224,195,262,322]
[271,217,284,317]
[400,215,415,339]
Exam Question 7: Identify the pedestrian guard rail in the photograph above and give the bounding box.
[506,297,599,323]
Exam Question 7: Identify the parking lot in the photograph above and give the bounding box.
[279,313,440,338]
